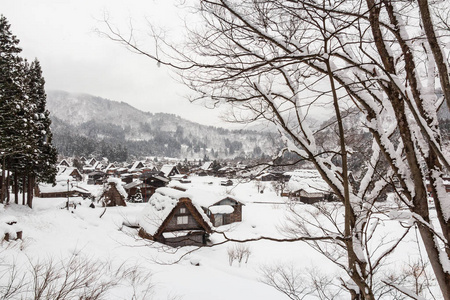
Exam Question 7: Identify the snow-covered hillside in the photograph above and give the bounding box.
[0,176,442,299]
[46,90,278,159]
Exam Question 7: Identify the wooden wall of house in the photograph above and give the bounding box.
[165,203,204,232]
[217,198,243,225]
[158,232,205,247]
[207,198,243,226]
[299,196,323,204]
[224,204,243,224]
[141,187,156,202]
[103,184,126,206]
[35,190,77,198]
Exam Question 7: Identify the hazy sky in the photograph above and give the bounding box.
[1,0,230,127]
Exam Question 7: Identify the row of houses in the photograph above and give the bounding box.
[51,160,331,204]
[60,156,252,179]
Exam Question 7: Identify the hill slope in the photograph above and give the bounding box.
[46,90,278,160]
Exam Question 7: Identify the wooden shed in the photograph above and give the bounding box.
[204,197,244,227]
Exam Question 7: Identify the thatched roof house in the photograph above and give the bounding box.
[97,178,127,207]
[167,182,244,227]
[139,187,212,247]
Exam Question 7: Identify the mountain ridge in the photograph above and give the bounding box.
[46,90,278,161]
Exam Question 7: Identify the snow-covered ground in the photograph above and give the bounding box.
[0,176,442,299]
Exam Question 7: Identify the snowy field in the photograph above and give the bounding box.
[0,176,442,299]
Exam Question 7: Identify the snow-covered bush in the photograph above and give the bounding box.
[0,253,154,300]
[227,243,251,266]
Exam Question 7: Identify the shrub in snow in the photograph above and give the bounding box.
[0,253,155,299]
[227,244,251,266]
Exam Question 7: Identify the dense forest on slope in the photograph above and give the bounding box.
[47,91,278,161]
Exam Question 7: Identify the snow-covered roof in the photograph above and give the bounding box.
[218,166,235,172]
[139,187,212,236]
[167,182,243,208]
[139,188,188,236]
[152,175,170,183]
[105,163,116,170]
[209,205,234,214]
[123,180,142,190]
[162,230,204,239]
[93,161,102,169]
[286,169,330,194]
[201,161,213,170]
[129,161,145,171]
[160,164,177,177]
[57,167,81,181]
[55,175,75,183]
[58,159,70,166]
[107,177,128,199]
[189,188,227,208]
[37,182,89,194]
[168,181,188,191]
[57,166,77,175]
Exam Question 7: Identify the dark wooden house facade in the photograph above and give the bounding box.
[87,171,106,185]
[139,197,212,247]
[139,173,170,201]
[282,189,329,204]
[98,181,127,207]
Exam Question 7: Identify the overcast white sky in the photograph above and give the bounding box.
[2,0,230,127]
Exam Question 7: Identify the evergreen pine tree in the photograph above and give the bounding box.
[0,15,25,203]
[134,188,143,202]
[0,16,57,206]
[26,59,57,185]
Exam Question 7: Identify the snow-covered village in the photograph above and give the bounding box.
[2,1,450,300]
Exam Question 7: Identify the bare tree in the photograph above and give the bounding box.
[381,259,437,300]
[102,0,450,298]
[260,264,344,300]
[227,243,252,266]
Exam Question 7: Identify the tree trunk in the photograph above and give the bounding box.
[14,171,18,204]
[326,59,375,300]
[22,175,26,206]
[1,155,5,204]
[393,90,450,300]
[415,221,450,300]
[6,171,10,204]
[27,173,34,208]
[417,0,450,111]
[366,2,450,298]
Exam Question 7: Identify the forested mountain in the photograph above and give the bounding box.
[47,90,278,161]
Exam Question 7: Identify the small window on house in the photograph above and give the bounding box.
[177,215,189,224]
[180,207,186,214]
